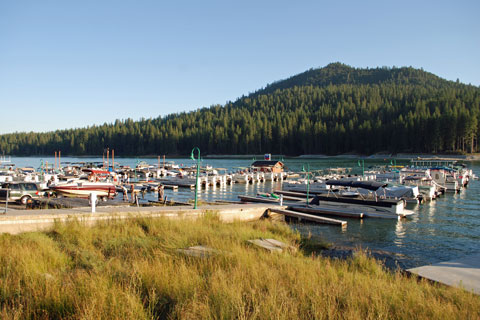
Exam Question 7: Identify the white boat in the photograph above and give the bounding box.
[374,171,400,181]
[233,173,250,183]
[282,181,331,193]
[290,203,409,219]
[50,181,117,199]
[0,172,13,183]
[358,185,420,204]
[429,168,460,193]
[311,180,414,217]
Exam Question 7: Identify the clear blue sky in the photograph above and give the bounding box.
[0,0,478,134]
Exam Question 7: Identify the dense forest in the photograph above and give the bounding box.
[1,63,479,156]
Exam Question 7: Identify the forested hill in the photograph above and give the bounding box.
[1,63,479,156]
[256,63,465,95]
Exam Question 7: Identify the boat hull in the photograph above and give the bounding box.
[51,183,117,199]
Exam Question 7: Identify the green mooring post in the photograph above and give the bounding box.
[191,147,201,209]
[302,164,310,205]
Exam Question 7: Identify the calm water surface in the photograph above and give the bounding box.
[7,156,480,268]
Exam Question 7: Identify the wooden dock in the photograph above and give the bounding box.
[268,208,347,226]
[288,205,364,219]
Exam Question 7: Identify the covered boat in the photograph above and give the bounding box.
[325,180,388,191]
[311,180,411,216]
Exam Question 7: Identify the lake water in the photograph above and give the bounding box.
[6,156,480,269]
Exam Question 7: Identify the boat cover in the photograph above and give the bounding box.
[358,185,419,198]
[309,194,402,207]
[325,180,387,191]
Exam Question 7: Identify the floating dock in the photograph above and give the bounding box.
[407,254,480,295]
[268,208,347,226]
[288,205,364,219]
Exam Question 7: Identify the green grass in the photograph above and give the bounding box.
[0,215,478,319]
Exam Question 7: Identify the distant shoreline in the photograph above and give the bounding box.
[203,153,480,161]
[6,153,480,161]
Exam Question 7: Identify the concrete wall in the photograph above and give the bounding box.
[0,204,282,235]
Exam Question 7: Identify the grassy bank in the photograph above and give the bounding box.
[0,216,478,319]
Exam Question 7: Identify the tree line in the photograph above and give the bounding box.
[1,64,479,156]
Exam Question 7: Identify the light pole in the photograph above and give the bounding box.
[302,164,310,206]
[191,147,201,209]
[39,159,44,181]
[391,158,397,167]
[135,158,140,182]
[358,159,365,176]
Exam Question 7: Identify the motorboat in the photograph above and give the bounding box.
[50,181,117,199]
[357,184,420,204]
[308,180,414,217]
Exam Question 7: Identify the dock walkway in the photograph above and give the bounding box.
[408,254,480,295]
[0,203,285,235]
[268,208,347,226]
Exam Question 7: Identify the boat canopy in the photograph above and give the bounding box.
[429,166,456,172]
[82,168,111,175]
[325,180,387,191]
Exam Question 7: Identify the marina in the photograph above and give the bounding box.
[1,155,479,272]
[2,2,479,316]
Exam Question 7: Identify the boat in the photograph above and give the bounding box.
[309,194,411,216]
[282,181,331,193]
[238,195,281,204]
[428,167,460,193]
[238,194,302,205]
[257,192,304,202]
[358,184,420,204]
[233,172,251,183]
[0,172,13,183]
[50,181,117,199]
[308,180,414,217]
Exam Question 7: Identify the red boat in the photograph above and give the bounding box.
[50,180,117,199]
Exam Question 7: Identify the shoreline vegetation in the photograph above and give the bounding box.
[0,216,478,319]
[204,153,480,160]
[7,153,480,161]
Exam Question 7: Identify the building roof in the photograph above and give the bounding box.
[251,160,284,167]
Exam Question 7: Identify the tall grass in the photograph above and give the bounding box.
[0,215,478,319]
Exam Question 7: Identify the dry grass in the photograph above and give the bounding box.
[0,215,478,319]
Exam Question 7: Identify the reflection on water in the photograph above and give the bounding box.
[458,190,468,200]
[8,156,480,269]
[394,220,406,247]
[426,202,436,223]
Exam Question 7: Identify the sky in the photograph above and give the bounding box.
[0,0,479,134]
